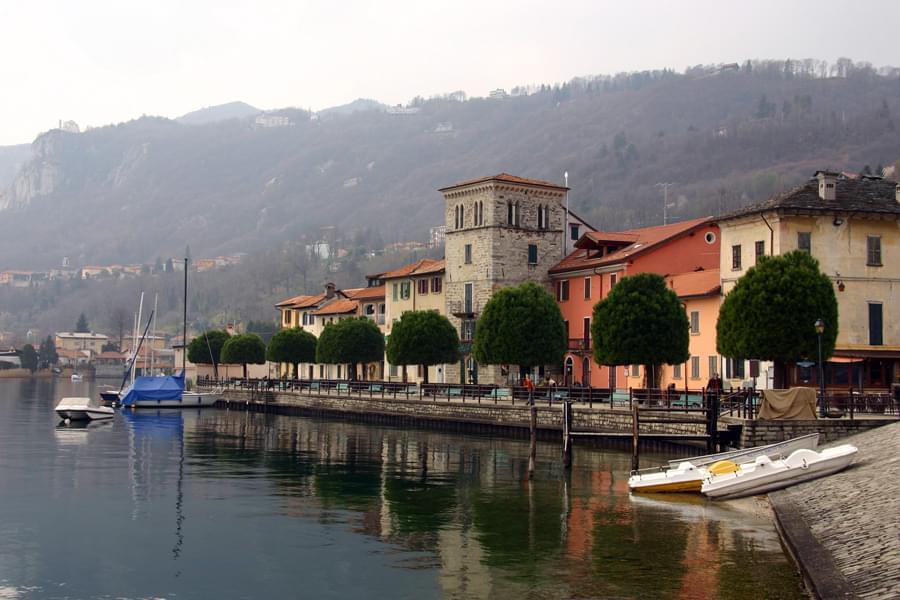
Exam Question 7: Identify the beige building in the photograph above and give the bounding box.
[55,332,108,354]
[379,258,447,383]
[275,281,387,380]
[717,171,900,391]
[439,173,568,385]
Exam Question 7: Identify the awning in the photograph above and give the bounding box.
[828,357,865,364]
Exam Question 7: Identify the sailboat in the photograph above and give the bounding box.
[111,258,220,409]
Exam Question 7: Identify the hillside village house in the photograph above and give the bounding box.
[380,258,446,383]
[717,171,900,392]
[549,218,721,391]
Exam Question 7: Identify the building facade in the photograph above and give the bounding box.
[380,259,446,382]
[717,172,900,391]
[439,174,568,384]
[549,218,721,390]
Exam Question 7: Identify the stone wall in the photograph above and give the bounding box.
[724,416,895,447]
[214,389,709,440]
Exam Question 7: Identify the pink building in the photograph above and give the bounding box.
[549,217,720,389]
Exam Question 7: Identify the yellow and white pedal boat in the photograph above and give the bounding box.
[628,459,738,493]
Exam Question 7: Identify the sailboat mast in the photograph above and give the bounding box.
[151,293,158,375]
[182,257,188,374]
[132,292,144,384]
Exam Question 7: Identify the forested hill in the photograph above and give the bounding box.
[1,58,899,270]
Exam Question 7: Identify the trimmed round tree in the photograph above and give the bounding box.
[316,317,385,381]
[386,310,459,383]
[220,333,267,379]
[187,329,230,375]
[717,250,838,388]
[472,281,566,375]
[266,327,317,378]
[592,272,689,389]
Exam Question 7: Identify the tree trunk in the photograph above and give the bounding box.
[242,363,247,380]
[643,364,661,390]
[349,362,357,381]
[402,365,407,383]
[422,365,429,384]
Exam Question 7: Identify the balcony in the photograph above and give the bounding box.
[448,300,480,317]
[365,313,386,325]
[567,338,591,353]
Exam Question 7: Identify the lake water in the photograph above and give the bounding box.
[0,378,804,599]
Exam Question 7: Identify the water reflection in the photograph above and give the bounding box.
[0,378,803,599]
[185,410,803,599]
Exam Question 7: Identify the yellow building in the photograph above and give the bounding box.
[379,258,447,383]
[717,171,900,391]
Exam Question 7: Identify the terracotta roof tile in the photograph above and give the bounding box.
[439,173,567,192]
[344,285,385,301]
[550,217,713,274]
[379,259,445,280]
[311,299,359,316]
[666,269,721,298]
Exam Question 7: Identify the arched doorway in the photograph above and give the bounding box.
[564,356,574,386]
[582,357,591,387]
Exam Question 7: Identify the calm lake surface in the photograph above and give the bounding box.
[0,378,804,599]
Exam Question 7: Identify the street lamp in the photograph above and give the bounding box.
[815,319,826,417]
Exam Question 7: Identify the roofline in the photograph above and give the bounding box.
[549,217,715,274]
[439,176,569,193]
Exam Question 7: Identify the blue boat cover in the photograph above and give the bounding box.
[120,372,185,407]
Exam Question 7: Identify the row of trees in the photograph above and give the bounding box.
[472,251,836,389]
[186,311,462,382]
[185,250,836,387]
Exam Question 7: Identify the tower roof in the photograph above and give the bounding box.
[439,173,568,193]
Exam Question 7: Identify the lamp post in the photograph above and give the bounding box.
[815,319,826,417]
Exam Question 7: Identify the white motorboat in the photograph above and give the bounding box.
[667,433,820,468]
[55,397,115,421]
[71,373,83,382]
[701,445,858,500]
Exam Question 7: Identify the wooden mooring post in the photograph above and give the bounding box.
[631,403,640,471]
[528,389,537,479]
[562,400,573,469]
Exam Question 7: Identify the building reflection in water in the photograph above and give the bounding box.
[183,410,802,599]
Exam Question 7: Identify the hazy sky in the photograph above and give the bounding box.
[1,0,898,145]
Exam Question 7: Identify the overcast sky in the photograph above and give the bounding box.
[1,0,898,145]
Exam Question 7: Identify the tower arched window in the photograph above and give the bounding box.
[513,202,519,227]
[537,204,544,229]
[454,205,459,229]
[507,201,513,225]
[460,204,465,228]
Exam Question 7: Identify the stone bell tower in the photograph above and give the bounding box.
[439,173,568,385]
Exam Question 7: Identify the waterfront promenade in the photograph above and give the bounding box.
[770,421,900,599]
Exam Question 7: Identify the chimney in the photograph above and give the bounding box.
[324,282,336,299]
[816,171,837,201]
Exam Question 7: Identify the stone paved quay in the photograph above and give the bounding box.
[770,421,900,599]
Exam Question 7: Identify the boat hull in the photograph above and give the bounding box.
[701,445,858,500]
[125,391,218,408]
[55,397,115,421]
[629,462,705,493]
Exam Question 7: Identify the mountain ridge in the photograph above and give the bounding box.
[1,59,899,271]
